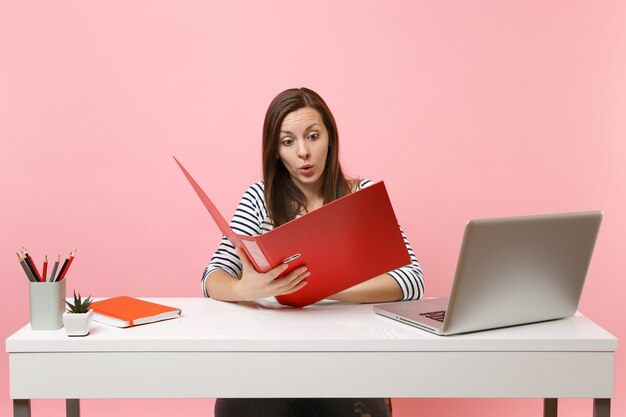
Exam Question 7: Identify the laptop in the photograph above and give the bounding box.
[374,211,603,335]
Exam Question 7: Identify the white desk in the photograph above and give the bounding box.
[6,298,618,417]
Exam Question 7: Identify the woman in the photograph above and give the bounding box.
[203,87,424,417]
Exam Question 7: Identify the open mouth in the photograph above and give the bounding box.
[298,164,314,176]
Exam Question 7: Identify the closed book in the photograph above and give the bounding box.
[91,296,182,328]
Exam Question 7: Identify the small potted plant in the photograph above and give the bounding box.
[63,291,94,337]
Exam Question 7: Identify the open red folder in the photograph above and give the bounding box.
[175,157,410,307]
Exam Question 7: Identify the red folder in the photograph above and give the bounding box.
[175,157,410,307]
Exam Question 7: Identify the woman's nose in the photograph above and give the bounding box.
[297,141,310,159]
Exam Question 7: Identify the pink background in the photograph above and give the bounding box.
[1,1,624,416]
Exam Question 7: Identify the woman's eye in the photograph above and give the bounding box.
[281,138,294,146]
[308,133,319,140]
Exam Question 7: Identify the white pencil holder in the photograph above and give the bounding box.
[29,280,66,330]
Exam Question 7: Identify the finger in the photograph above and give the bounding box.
[272,266,308,287]
[274,269,310,292]
[285,267,309,284]
[267,262,290,279]
[276,279,308,296]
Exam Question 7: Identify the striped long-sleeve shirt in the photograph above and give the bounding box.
[202,180,424,301]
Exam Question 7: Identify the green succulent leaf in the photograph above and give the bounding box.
[65,290,93,313]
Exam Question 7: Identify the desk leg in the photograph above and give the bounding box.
[13,399,31,417]
[593,398,610,417]
[543,398,558,417]
[66,399,80,417]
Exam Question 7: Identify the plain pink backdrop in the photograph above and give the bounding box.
[1,1,624,416]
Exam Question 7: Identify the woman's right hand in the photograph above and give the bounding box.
[233,246,309,301]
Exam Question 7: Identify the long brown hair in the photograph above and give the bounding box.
[262,88,351,227]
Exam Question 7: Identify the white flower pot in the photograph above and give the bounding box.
[63,310,94,337]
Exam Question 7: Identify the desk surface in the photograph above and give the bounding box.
[6,297,618,353]
[5,298,619,402]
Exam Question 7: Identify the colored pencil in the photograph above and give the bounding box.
[22,249,43,282]
[42,255,48,282]
[17,253,37,282]
[49,255,60,282]
[55,253,70,282]
[58,250,76,281]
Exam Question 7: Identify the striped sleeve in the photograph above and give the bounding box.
[386,227,425,300]
[200,182,266,297]
[359,179,425,301]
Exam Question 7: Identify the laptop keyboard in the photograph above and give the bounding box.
[420,310,446,322]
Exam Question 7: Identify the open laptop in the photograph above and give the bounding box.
[374,211,603,335]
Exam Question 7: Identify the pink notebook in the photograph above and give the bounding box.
[175,157,410,307]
